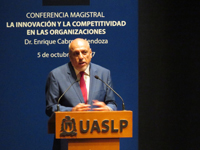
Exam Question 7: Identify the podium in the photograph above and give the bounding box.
[48,111,132,150]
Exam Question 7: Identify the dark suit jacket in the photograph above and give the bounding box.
[45,62,117,117]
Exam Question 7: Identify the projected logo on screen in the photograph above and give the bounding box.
[43,0,90,6]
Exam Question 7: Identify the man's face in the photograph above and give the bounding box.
[69,40,92,72]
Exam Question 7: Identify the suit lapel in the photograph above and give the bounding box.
[88,63,97,105]
[66,63,84,103]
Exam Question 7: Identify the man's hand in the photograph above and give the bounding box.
[72,103,91,111]
[92,100,111,111]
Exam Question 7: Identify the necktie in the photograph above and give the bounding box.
[80,71,87,104]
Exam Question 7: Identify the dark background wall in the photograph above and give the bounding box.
[139,1,200,150]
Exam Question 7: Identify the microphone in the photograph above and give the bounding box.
[94,75,125,110]
[57,79,79,111]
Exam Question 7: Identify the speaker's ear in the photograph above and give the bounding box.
[90,49,93,57]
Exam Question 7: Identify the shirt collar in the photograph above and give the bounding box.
[74,65,90,76]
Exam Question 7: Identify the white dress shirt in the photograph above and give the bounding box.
[74,65,90,101]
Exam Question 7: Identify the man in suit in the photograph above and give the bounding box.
[45,38,117,150]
